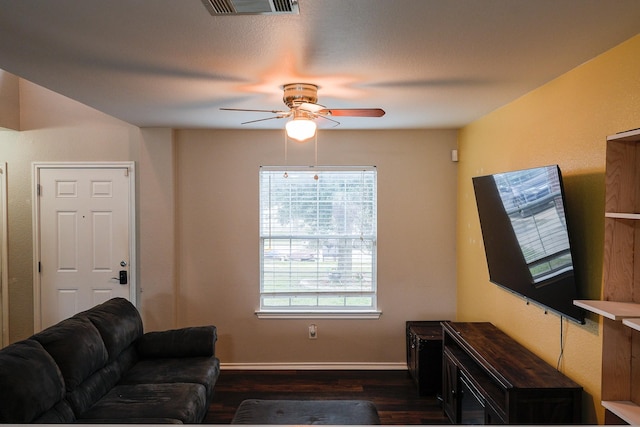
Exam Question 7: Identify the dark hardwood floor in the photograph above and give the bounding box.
[204,370,451,424]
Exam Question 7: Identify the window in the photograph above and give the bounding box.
[259,166,377,316]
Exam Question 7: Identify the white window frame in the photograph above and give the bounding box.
[257,166,380,319]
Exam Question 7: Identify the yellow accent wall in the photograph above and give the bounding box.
[457,34,640,424]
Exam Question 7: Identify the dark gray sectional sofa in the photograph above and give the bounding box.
[0,297,220,423]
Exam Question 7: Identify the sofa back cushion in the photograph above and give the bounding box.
[0,339,67,423]
[65,344,139,415]
[32,316,108,392]
[137,326,216,358]
[83,297,143,361]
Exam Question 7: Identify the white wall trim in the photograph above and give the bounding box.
[220,362,407,370]
[256,311,382,320]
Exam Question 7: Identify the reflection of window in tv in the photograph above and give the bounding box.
[495,168,573,287]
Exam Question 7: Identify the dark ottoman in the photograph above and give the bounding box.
[231,399,381,424]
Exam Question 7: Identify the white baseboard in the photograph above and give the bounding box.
[220,362,408,370]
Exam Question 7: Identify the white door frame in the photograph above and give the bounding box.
[32,162,137,331]
[0,162,8,347]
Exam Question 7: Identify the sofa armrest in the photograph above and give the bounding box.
[137,326,216,358]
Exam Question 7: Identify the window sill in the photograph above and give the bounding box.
[255,310,382,320]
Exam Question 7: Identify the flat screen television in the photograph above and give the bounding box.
[472,165,585,324]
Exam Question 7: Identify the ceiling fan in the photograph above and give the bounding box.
[220,83,385,141]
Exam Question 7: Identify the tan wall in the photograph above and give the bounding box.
[457,34,640,424]
[175,129,458,365]
[137,127,179,331]
[0,70,19,130]
[0,81,181,340]
[0,80,144,341]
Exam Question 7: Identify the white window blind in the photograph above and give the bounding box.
[259,166,377,313]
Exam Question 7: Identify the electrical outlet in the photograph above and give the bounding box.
[308,324,317,339]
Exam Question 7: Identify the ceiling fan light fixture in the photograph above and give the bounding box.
[285,116,316,142]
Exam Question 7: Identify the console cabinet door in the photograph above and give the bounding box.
[484,401,506,424]
[442,348,459,423]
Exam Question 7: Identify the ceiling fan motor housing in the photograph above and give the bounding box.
[283,83,318,108]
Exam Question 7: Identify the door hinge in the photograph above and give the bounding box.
[124,168,129,177]
[37,184,41,196]
[38,262,41,273]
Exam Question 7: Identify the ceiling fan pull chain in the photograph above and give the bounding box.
[314,132,318,170]
[283,129,289,178]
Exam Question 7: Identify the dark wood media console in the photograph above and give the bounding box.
[441,322,582,424]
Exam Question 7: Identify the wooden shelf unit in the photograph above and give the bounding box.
[622,318,640,332]
[573,300,640,321]
[602,401,640,425]
[574,128,640,424]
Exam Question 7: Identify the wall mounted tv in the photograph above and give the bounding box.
[472,165,585,324]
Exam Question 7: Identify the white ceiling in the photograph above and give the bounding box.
[1,0,639,131]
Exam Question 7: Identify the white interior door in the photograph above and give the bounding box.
[34,163,136,330]
[0,162,7,347]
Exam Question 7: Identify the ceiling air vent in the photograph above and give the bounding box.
[201,0,299,15]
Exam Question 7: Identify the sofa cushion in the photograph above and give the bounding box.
[32,316,108,391]
[78,383,208,424]
[0,339,66,423]
[120,356,220,402]
[137,326,216,358]
[82,298,143,361]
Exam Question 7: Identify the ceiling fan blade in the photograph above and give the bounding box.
[240,115,289,125]
[316,114,340,127]
[297,102,325,113]
[221,108,289,114]
[318,108,386,117]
